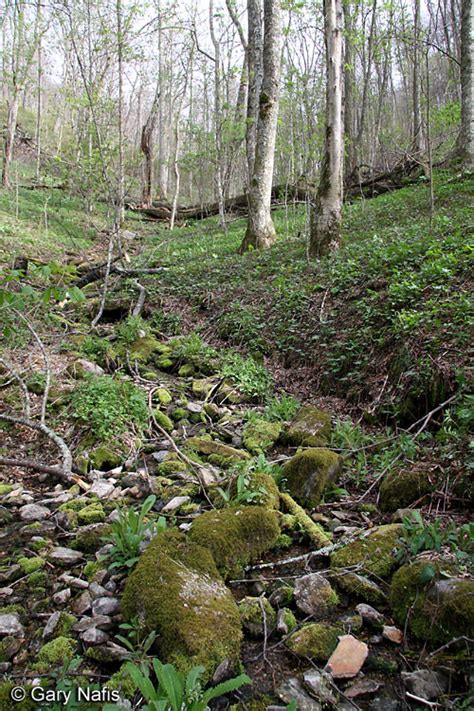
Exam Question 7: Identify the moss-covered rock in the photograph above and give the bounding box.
[128,336,161,363]
[281,406,331,447]
[187,435,250,463]
[78,502,106,524]
[282,448,342,508]
[239,596,276,637]
[17,556,45,574]
[0,681,36,711]
[192,379,215,398]
[189,506,280,579]
[73,523,112,552]
[379,469,433,512]
[334,572,387,605]
[229,471,280,510]
[89,444,124,471]
[286,623,341,661]
[389,559,473,644]
[121,529,242,676]
[242,418,281,454]
[154,387,173,405]
[153,410,174,433]
[37,636,76,666]
[331,524,403,578]
[0,484,14,496]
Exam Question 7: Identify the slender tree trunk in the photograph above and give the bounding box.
[309,0,344,259]
[116,0,125,225]
[2,92,19,189]
[140,85,160,207]
[245,0,263,188]
[239,0,282,253]
[35,0,42,182]
[412,0,423,153]
[157,3,168,200]
[343,0,355,177]
[209,0,227,230]
[355,0,377,169]
[457,0,473,166]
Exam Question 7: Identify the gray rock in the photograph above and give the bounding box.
[303,669,338,706]
[0,587,13,597]
[19,503,50,521]
[294,573,337,616]
[92,596,120,617]
[90,642,129,662]
[0,565,20,583]
[187,402,202,414]
[0,636,22,660]
[72,590,92,615]
[80,627,109,645]
[0,662,11,673]
[278,677,322,710]
[89,583,110,599]
[162,496,191,513]
[73,615,112,632]
[69,359,104,378]
[49,547,84,566]
[151,451,169,463]
[52,589,71,605]
[0,614,24,637]
[401,669,449,700]
[88,481,116,499]
[370,696,401,711]
[43,611,61,640]
[276,608,290,636]
[59,574,89,589]
[356,603,385,629]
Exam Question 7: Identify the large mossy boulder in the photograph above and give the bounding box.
[188,506,280,579]
[389,559,474,644]
[121,529,242,676]
[228,471,280,510]
[242,418,281,454]
[331,524,403,578]
[282,448,342,508]
[379,469,433,512]
[281,406,331,447]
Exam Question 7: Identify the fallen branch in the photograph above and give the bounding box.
[280,492,332,548]
[0,456,88,489]
[131,279,146,317]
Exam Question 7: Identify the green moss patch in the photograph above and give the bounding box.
[282,448,342,508]
[331,524,403,578]
[281,406,332,447]
[286,623,341,661]
[379,469,433,512]
[242,418,281,454]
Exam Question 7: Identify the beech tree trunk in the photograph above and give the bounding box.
[457,0,473,167]
[140,86,160,207]
[239,0,282,253]
[309,0,344,258]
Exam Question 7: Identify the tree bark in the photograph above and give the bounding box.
[239,0,282,253]
[309,0,344,259]
[140,85,160,207]
[456,0,473,167]
[245,0,263,187]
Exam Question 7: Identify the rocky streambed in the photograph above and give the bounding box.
[0,326,473,710]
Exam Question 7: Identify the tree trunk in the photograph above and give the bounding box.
[412,0,423,153]
[309,0,344,259]
[140,86,160,207]
[239,0,282,253]
[457,0,473,167]
[343,0,355,177]
[245,0,263,187]
[2,93,19,189]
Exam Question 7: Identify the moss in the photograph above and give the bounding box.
[156,457,187,476]
[0,682,36,711]
[29,538,48,552]
[280,492,332,547]
[128,336,161,363]
[379,469,433,512]
[172,407,188,421]
[55,612,77,637]
[73,523,112,552]
[89,444,124,470]
[37,636,76,665]
[331,524,403,578]
[187,436,250,462]
[286,623,341,661]
[26,571,47,588]
[17,556,45,574]
[83,561,103,580]
[280,607,297,632]
[274,533,293,549]
[78,502,106,524]
[365,655,398,675]
[389,560,473,644]
[281,406,332,447]
[189,506,280,579]
[106,664,138,700]
[0,637,22,663]
[154,387,173,405]
[334,572,387,605]
[153,409,174,433]
[282,448,342,508]
[239,596,276,637]
[0,484,14,496]
[156,355,175,370]
[192,379,215,398]
[242,418,281,454]
[121,529,242,677]
[178,364,195,377]
[230,471,280,509]
[59,497,89,513]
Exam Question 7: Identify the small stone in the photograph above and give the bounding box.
[81,627,109,645]
[294,573,338,617]
[345,679,383,698]
[72,590,92,615]
[151,451,169,463]
[73,615,112,632]
[88,481,116,499]
[89,583,109,599]
[42,611,61,640]
[0,662,11,673]
[53,589,71,605]
[401,669,448,700]
[49,547,84,566]
[59,574,89,589]
[278,677,322,710]
[382,625,403,644]
[303,669,338,706]
[87,642,129,662]
[187,402,202,414]
[19,503,50,521]
[0,565,20,583]
[91,597,120,617]
[325,635,368,679]
[0,614,24,637]
[0,636,22,660]
[0,587,13,597]
[162,496,191,513]
[370,695,401,711]
[356,603,385,629]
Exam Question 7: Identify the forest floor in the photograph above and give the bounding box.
[0,169,472,710]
